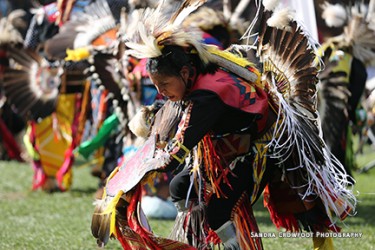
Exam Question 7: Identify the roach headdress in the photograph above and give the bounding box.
[123,0,260,83]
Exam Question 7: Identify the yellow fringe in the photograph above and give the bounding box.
[23,124,40,161]
[110,203,118,238]
[62,168,73,191]
[191,143,203,174]
[103,191,123,215]
[106,166,120,183]
[102,166,120,199]
[143,172,159,193]
[251,142,268,204]
[101,190,124,237]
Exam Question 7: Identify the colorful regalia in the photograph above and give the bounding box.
[47,0,131,193]
[1,0,89,192]
[91,0,356,249]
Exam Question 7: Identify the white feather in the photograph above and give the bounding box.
[0,10,25,45]
[128,108,151,138]
[367,0,375,21]
[321,2,347,28]
[267,8,295,31]
[262,0,279,11]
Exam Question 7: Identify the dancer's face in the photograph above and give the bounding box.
[149,66,190,102]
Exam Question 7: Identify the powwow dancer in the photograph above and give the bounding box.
[318,0,375,180]
[12,0,130,192]
[48,0,131,196]
[1,0,89,192]
[91,0,356,249]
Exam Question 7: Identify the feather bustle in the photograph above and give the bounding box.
[256,1,356,224]
[2,47,59,120]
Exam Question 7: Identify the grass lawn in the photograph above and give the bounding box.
[0,144,374,250]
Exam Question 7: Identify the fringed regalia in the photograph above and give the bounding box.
[59,0,133,191]
[91,0,357,249]
[1,1,87,192]
[41,0,130,191]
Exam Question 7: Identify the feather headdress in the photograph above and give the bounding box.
[182,6,228,32]
[124,0,211,60]
[123,0,259,82]
[321,0,375,66]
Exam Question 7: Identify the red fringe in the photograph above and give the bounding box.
[0,118,24,161]
[202,135,233,198]
[233,193,263,250]
[263,185,300,232]
[116,226,134,250]
[56,145,74,191]
[127,185,162,250]
[31,161,47,190]
[205,230,221,245]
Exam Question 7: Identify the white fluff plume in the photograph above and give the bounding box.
[267,8,295,31]
[263,0,279,11]
[0,9,25,45]
[128,107,151,138]
[321,2,347,28]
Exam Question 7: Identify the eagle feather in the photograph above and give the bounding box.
[256,1,356,223]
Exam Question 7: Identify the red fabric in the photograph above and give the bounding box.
[32,161,46,190]
[202,32,224,49]
[233,195,264,250]
[0,49,7,58]
[192,69,269,132]
[43,2,59,23]
[263,185,300,232]
[127,185,162,250]
[124,185,197,249]
[205,230,221,245]
[0,118,23,161]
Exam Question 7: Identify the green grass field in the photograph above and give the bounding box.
[0,144,374,250]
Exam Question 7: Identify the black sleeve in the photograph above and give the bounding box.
[162,90,228,172]
[182,90,228,149]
